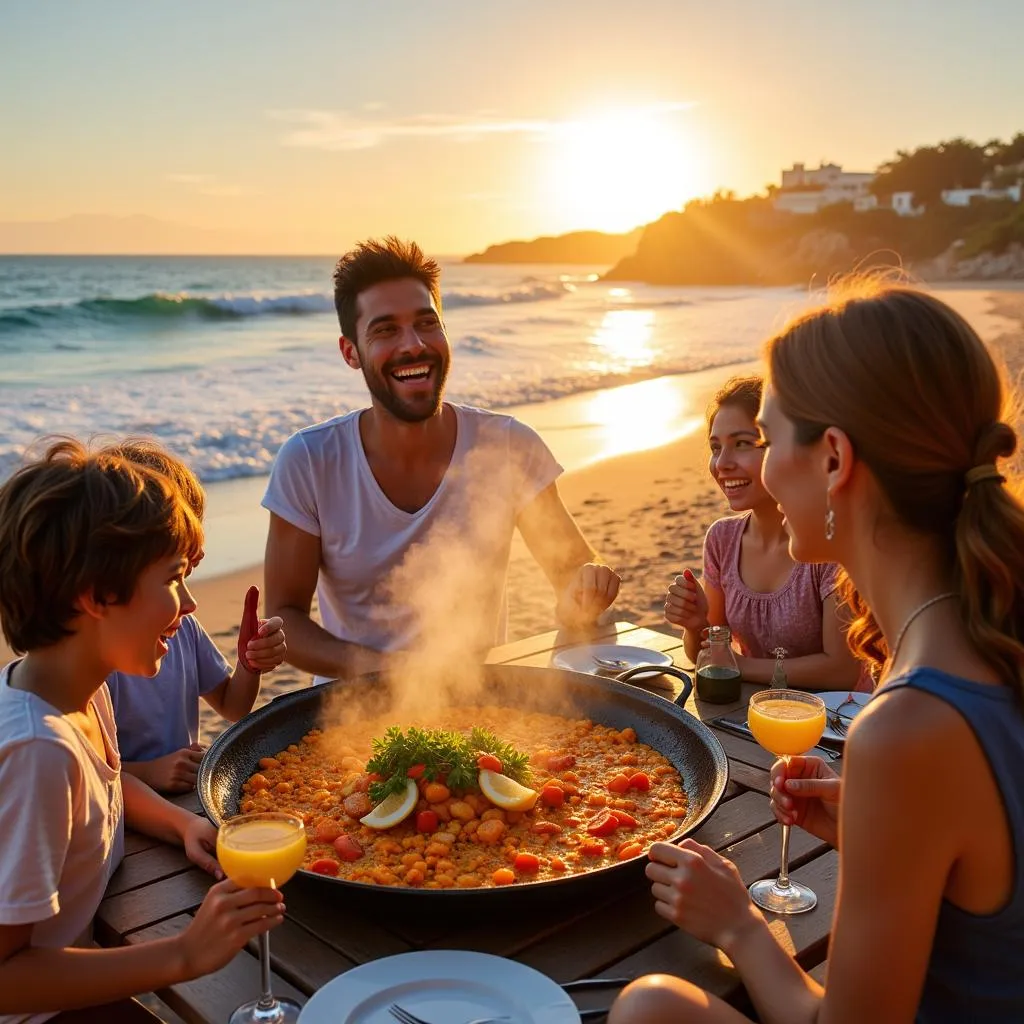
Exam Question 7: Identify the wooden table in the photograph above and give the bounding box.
[97,621,839,1023]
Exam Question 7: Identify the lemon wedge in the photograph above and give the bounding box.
[360,778,418,830]
[478,769,538,811]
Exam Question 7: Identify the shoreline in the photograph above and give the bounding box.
[192,282,1021,585]
[1,285,1021,744]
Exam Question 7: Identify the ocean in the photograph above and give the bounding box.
[0,255,812,484]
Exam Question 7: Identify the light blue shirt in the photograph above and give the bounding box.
[107,615,231,761]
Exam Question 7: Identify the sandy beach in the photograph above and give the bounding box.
[2,286,1022,747]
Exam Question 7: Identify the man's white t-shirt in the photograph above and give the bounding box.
[0,663,125,1024]
[262,404,562,680]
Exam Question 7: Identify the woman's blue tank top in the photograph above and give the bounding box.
[884,668,1024,1022]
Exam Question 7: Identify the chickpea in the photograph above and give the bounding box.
[343,792,372,818]
[476,819,507,846]
[248,774,269,791]
[481,808,506,822]
[449,801,476,822]
[423,782,450,803]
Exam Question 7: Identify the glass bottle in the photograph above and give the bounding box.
[695,625,742,703]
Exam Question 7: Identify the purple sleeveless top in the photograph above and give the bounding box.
[703,513,840,662]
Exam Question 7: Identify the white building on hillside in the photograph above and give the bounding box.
[941,183,1022,206]
[774,162,875,215]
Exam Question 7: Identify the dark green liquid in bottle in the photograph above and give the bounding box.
[696,665,742,704]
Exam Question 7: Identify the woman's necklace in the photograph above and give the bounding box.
[888,592,958,669]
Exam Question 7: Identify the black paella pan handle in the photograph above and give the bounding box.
[615,664,693,707]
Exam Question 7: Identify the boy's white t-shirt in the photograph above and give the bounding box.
[0,663,125,1024]
[262,404,562,681]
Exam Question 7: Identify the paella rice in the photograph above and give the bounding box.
[239,706,688,889]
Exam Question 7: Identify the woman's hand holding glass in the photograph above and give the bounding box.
[770,755,842,848]
[646,840,763,956]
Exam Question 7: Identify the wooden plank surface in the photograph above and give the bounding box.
[126,915,306,1024]
[485,620,642,665]
[99,868,212,938]
[97,622,842,1022]
[105,845,192,898]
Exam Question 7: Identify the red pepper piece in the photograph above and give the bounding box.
[238,585,261,672]
[586,810,619,838]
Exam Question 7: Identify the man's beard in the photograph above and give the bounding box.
[362,355,450,423]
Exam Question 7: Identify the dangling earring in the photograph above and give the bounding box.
[824,495,835,541]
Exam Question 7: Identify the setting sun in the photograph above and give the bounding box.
[546,106,702,234]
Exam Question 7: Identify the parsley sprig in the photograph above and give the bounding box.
[365,726,532,803]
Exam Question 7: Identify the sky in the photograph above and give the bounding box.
[1,0,1023,255]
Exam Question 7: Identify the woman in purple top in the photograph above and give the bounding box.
[665,375,863,690]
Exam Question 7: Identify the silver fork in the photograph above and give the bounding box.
[389,1003,511,1024]
[829,712,849,737]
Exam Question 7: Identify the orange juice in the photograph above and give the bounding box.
[748,698,826,757]
[217,818,307,888]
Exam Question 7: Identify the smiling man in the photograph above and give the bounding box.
[262,237,620,683]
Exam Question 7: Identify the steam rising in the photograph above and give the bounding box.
[320,442,560,736]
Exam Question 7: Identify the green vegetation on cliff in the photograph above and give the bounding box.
[464,228,643,265]
[604,133,1024,284]
[603,193,1021,285]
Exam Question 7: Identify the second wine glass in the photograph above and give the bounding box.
[746,689,826,914]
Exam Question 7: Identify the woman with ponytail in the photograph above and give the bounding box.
[611,279,1024,1024]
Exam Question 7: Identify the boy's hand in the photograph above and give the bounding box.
[664,569,710,633]
[237,585,286,673]
[183,816,224,879]
[139,744,205,793]
[242,617,287,674]
[176,879,284,978]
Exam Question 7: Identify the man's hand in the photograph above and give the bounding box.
[556,562,620,629]
[131,745,205,793]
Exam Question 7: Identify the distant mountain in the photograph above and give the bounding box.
[463,228,644,265]
[0,214,274,255]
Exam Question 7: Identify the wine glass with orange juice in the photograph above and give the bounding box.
[217,811,307,1023]
[746,689,826,914]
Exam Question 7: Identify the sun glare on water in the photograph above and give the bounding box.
[547,106,700,233]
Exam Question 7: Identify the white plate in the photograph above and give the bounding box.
[298,950,579,1024]
[817,690,872,742]
[552,644,675,688]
